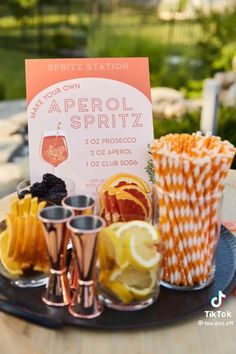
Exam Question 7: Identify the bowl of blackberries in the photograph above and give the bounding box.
[17,174,75,205]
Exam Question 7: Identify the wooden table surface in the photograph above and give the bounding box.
[0,172,235,354]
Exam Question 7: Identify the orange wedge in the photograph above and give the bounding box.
[115,191,147,222]
[10,198,18,216]
[0,195,49,275]
[18,194,32,216]
[0,230,23,276]
[116,185,152,220]
[6,213,17,257]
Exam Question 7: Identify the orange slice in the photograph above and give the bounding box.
[117,185,152,220]
[115,191,147,222]
[106,188,122,223]
[10,198,18,216]
[101,173,150,193]
[0,230,23,276]
[6,213,17,257]
[100,190,112,224]
[18,194,32,216]
[13,216,25,260]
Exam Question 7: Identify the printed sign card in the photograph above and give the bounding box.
[25,58,154,194]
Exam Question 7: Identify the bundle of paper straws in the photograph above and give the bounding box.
[151,133,236,287]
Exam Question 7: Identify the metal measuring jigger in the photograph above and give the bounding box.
[67,215,105,319]
[38,206,74,306]
[62,195,95,216]
[62,195,96,290]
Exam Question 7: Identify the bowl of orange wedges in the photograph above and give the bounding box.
[0,194,50,288]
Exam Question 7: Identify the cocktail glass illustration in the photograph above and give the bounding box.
[41,130,68,174]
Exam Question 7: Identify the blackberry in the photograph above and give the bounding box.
[49,192,67,205]
[43,173,66,188]
[30,181,48,197]
[31,182,40,189]
[50,184,67,195]
[22,174,68,204]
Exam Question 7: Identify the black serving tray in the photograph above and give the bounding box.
[0,225,235,330]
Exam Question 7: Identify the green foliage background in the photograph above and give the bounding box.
[0,1,236,150]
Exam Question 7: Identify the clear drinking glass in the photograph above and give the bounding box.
[0,195,50,288]
[0,263,48,288]
[97,223,162,311]
[156,186,222,290]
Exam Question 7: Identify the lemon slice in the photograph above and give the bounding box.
[98,269,111,284]
[103,280,133,303]
[116,221,161,270]
[98,228,126,268]
[0,230,23,276]
[107,222,129,267]
[108,266,157,299]
[117,221,160,241]
[108,222,124,231]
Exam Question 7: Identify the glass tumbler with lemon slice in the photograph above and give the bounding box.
[97,221,162,310]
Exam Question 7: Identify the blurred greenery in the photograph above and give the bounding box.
[0,1,236,152]
[153,111,200,139]
[154,106,236,143]
[0,2,203,99]
[8,0,37,18]
[87,22,204,89]
[5,3,236,100]
[0,48,36,100]
[195,7,236,76]
[153,105,236,168]
[0,80,5,101]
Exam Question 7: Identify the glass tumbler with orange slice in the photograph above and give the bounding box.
[97,221,162,310]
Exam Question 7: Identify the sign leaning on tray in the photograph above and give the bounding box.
[25,58,154,195]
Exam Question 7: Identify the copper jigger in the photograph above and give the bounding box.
[62,195,95,216]
[62,195,95,290]
[38,206,74,307]
[67,215,105,319]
